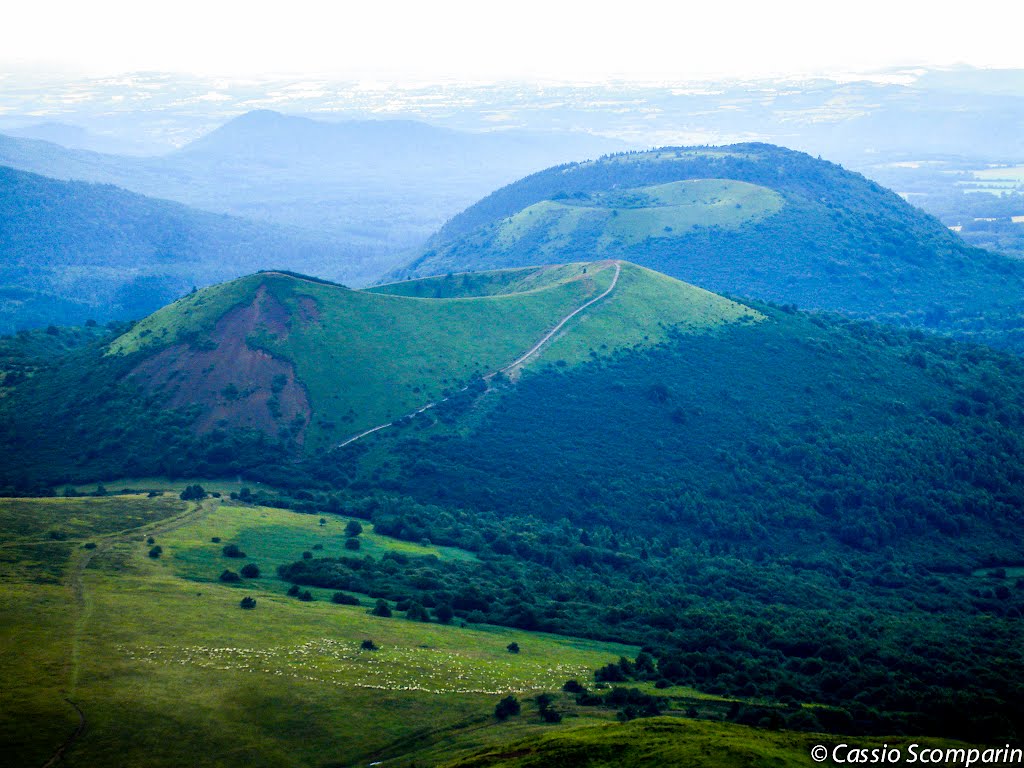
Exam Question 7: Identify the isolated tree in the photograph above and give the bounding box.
[371,599,392,617]
[345,520,363,537]
[507,642,520,654]
[239,597,257,610]
[494,695,521,720]
[240,563,260,578]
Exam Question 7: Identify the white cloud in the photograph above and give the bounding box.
[3,0,1023,81]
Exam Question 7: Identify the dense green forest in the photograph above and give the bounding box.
[396,144,1024,352]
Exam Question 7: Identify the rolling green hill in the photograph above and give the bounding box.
[394,144,1024,351]
[0,262,756,484]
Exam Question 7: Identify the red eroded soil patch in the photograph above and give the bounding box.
[130,285,311,444]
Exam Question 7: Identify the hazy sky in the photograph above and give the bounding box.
[4,0,1023,81]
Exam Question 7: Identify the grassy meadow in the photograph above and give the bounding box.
[493,180,781,256]
[0,494,639,767]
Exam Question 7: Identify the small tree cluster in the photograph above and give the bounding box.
[180,484,206,501]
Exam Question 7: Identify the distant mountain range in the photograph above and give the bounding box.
[0,110,626,255]
[0,166,366,333]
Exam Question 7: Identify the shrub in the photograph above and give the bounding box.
[495,695,521,720]
[240,597,257,610]
[563,680,586,694]
[344,538,361,551]
[298,590,314,602]
[219,569,241,583]
[331,592,360,605]
[148,545,163,558]
[361,639,378,651]
[286,584,300,596]
[507,642,520,654]
[146,536,155,545]
[83,542,97,550]
[211,537,221,543]
[240,563,260,578]
[371,599,392,617]
[222,544,246,558]
[302,551,313,560]
[540,707,562,723]
[345,520,363,537]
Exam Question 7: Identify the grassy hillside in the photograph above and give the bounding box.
[0,165,363,332]
[0,494,637,767]
[463,179,782,267]
[395,144,1024,351]
[109,263,753,451]
[0,262,756,485]
[432,718,976,768]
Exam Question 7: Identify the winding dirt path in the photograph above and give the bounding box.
[334,261,621,450]
[40,499,213,768]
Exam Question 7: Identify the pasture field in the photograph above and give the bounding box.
[494,180,782,255]
[0,495,637,767]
